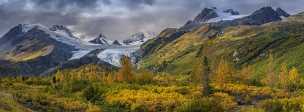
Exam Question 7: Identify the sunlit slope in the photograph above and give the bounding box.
[139,13,304,75]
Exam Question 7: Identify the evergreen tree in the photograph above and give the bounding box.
[202,56,211,96]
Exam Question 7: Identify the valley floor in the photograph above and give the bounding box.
[1,64,304,112]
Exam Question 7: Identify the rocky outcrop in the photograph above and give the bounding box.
[89,33,110,45]
[193,8,219,23]
[123,32,146,45]
[112,40,122,46]
[223,9,240,15]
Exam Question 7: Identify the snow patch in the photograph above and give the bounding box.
[207,9,247,23]
[21,24,36,33]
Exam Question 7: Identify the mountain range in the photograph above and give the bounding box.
[0,24,152,76]
[1,6,303,76]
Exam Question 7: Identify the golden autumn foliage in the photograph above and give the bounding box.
[278,63,288,89]
[106,89,188,111]
[261,54,278,87]
[238,65,254,84]
[286,67,301,91]
[191,58,204,84]
[2,57,304,112]
[212,58,235,84]
[116,55,134,82]
[211,92,238,110]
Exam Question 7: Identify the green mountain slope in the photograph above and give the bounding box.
[139,12,304,75]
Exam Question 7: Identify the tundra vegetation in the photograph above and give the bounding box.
[1,55,304,112]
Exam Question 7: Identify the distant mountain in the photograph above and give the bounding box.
[182,7,290,31]
[112,40,122,46]
[234,7,290,25]
[89,33,112,45]
[123,32,156,45]
[49,25,78,39]
[182,7,245,30]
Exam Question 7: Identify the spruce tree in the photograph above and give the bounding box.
[202,56,211,96]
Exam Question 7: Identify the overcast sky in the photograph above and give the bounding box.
[0,0,304,40]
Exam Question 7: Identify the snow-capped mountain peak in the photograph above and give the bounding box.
[183,7,247,30]
[89,33,113,45]
[20,24,36,33]
[49,25,77,39]
[190,7,248,24]
[122,32,155,46]
[18,24,95,50]
[205,8,247,23]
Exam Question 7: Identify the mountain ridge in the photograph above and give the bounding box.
[138,6,300,74]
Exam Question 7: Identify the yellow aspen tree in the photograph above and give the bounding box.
[213,58,235,84]
[278,63,288,89]
[239,65,253,85]
[106,74,114,84]
[54,70,64,83]
[261,54,277,88]
[287,67,301,91]
[116,55,133,82]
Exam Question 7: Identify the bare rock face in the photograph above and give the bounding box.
[276,7,290,17]
[223,9,240,15]
[89,33,110,45]
[193,8,219,23]
[49,25,77,38]
[112,40,122,46]
[235,7,282,25]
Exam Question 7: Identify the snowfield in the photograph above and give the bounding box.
[97,46,140,67]
[69,50,93,60]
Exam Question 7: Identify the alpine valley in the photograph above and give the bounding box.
[2,5,304,112]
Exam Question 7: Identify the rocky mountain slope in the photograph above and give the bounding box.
[89,33,112,46]
[0,24,113,76]
[0,24,79,75]
[138,7,304,75]
[0,25,152,76]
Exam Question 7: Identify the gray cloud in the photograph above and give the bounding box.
[0,0,304,40]
[31,0,99,9]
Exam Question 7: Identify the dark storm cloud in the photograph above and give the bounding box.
[31,0,99,9]
[120,0,156,7]
[0,0,304,40]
